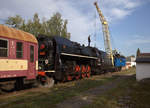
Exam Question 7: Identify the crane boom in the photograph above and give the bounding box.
[94,1,114,66]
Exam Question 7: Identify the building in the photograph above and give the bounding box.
[126,56,136,69]
[136,53,150,81]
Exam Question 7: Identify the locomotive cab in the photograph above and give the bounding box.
[37,35,56,87]
[38,36,55,72]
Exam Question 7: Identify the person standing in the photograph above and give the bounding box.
[88,35,91,46]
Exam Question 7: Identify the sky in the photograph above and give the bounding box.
[0,0,150,56]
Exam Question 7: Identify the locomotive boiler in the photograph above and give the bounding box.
[37,35,119,86]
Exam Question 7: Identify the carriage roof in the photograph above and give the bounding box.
[0,24,37,43]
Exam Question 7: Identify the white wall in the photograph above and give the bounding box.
[136,63,150,81]
[131,57,136,62]
[131,62,136,67]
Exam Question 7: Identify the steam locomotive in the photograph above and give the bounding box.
[0,25,126,91]
[37,34,126,85]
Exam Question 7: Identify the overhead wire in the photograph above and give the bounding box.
[108,25,116,52]
[89,5,98,48]
[94,8,97,47]
[82,6,98,47]
[95,0,117,52]
[82,0,101,48]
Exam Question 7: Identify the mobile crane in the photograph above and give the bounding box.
[94,1,114,66]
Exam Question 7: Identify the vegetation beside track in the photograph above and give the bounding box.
[82,67,150,108]
[1,68,145,108]
[0,73,116,108]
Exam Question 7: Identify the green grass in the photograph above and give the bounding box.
[128,78,150,108]
[82,75,136,108]
[82,67,150,108]
[0,74,116,108]
[0,68,137,108]
[114,67,136,75]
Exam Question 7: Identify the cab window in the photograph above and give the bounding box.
[30,45,34,62]
[16,42,23,58]
[0,39,8,57]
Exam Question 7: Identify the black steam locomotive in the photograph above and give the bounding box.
[0,25,125,91]
[37,35,116,85]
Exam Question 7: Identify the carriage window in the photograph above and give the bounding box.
[30,45,34,62]
[0,39,8,57]
[16,42,23,58]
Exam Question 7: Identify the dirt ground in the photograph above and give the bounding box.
[56,74,133,108]
[0,68,136,108]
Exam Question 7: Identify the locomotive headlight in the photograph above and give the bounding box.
[39,66,42,70]
[45,59,49,64]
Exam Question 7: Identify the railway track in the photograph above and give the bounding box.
[0,83,37,95]
[0,70,116,96]
[0,87,46,107]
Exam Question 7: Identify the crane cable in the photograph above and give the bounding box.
[80,11,97,46]
[82,10,97,47]
[108,25,117,53]
[94,7,97,47]
[95,0,117,53]
[94,0,99,48]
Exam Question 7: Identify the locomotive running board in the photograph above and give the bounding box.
[45,70,55,73]
[61,53,98,59]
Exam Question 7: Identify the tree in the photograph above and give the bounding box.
[25,19,34,35]
[5,15,24,29]
[62,20,69,39]
[5,12,71,39]
[136,48,140,57]
[20,20,26,31]
[32,13,42,36]
[47,12,63,36]
[40,17,48,35]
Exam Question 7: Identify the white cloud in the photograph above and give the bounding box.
[0,0,94,45]
[125,1,140,9]
[0,9,15,19]
[97,0,144,22]
[102,0,140,9]
[131,38,150,44]
[0,0,147,46]
[127,35,150,46]
[134,39,150,44]
[111,8,132,19]
[123,34,150,56]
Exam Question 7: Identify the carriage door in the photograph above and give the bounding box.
[27,44,36,79]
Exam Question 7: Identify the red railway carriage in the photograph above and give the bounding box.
[0,25,38,90]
